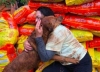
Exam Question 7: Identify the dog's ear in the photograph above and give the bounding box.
[56,16,63,23]
[41,16,54,32]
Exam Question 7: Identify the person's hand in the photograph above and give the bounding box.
[35,19,43,38]
[10,2,18,14]
[65,57,79,64]
[24,40,33,52]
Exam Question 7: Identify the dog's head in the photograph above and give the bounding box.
[28,15,63,46]
[41,16,63,32]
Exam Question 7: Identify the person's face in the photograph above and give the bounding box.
[35,10,44,22]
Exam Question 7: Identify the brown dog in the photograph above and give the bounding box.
[3,16,63,72]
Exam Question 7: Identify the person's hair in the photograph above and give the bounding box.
[37,6,55,16]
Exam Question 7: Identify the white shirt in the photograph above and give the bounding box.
[46,25,87,65]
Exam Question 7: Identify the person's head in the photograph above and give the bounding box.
[35,6,55,22]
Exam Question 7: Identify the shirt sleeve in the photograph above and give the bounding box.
[35,37,55,62]
[46,26,67,52]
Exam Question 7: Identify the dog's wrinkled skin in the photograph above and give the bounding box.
[3,16,63,72]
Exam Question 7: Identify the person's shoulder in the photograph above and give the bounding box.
[54,25,67,31]
[53,25,68,36]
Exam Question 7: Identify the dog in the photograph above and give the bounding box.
[3,16,63,72]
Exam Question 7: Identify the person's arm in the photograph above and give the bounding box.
[52,55,79,64]
[35,37,79,64]
[35,37,55,62]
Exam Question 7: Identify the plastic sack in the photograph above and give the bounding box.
[0,17,9,28]
[90,16,100,37]
[68,0,100,16]
[30,0,63,2]
[0,28,18,47]
[0,12,18,47]
[70,28,93,42]
[26,11,36,24]
[94,50,100,67]
[0,44,17,71]
[63,14,100,31]
[28,1,68,14]
[18,24,35,36]
[0,50,10,66]
[65,0,94,6]
[0,44,17,65]
[86,36,100,48]
[0,44,16,54]
[17,35,28,53]
[1,12,18,29]
[13,5,32,25]
[49,3,67,14]
[88,48,95,63]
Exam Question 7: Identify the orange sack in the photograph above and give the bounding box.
[86,36,100,48]
[62,14,100,31]
[30,0,64,2]
[18,24,35,36]
[68,0,100,16]
[26,11,36,24]
[13,5,32,25]
[28,1,68,14]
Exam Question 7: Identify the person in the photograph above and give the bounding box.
[24,6,92,72]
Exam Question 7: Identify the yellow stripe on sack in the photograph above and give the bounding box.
[70,28,93,42]
[0,50,10,66]
[88,48,95,64]
[36,60,55,72]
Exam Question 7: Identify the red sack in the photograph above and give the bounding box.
[0,44,16,54]
[86,36,100,48]
[96,48,100,52]
[18,24,35,36]
[30,0,63,2]
[62,14,100,31]
[7,53,17,62]
[0,44,17,62]
[49,3,67,14]
[1,12,17,29]
[28,1,49,9]
[0,12,19,47]
[28,1,68,14]
[13,5,32,25]
[68,0,100,16]
[26,11,36,24]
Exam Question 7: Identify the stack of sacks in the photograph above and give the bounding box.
[0,5,35,72]
[64,0,100,70]
[10,5,36,72]
[17,24,35,54]
[63,1,100,69]
[12,5,36,54]
[1,0,100,72]
[0,12,18,71]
